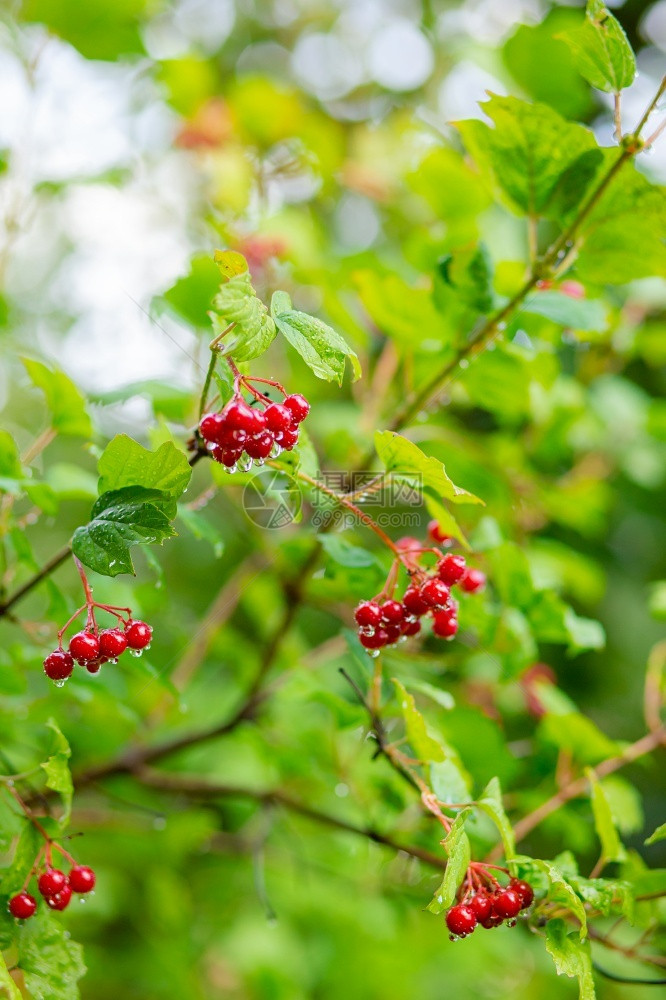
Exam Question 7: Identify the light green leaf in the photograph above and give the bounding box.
[0,431,22,478]
[318,535,378,568]
[430,760,471,807]
[423,496,469,550]
[456,95,599,219]
[374,432,482,507]
[645,823,666,846]
[587,768,626,866]
[353,269,453,348]
[211,270,276,363]
[545,919,596,1000]
[559,0,635,94]
[40,720,73,827]
[98,435,191,517]
[477,777,516,869]
[72,486,175,577]
[22,358,92,438]
[163,252,221,328]
[520,290,608,333]
[407,680,455,712]
[392,678,445,763]
[0,951,21,1000]
[427,810,471,914]
[17,907,86,1000]
[0,823,41,896]
[272,291,361,385]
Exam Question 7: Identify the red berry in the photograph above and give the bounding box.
[38,869,67,898]
[223,399,255,432]
[276,426,299,450]
[395,536,422,553]
[359,629,388,650]
[432,609,458,639]
[283,394,310,424]
[427,520,453,546]
[480,911,504,929]
[98,629,128,658]
[354,602,383,628]
[420,578,451,609]
[212,445,242,467]
[380,600,404,625]
[9,892,36,919]
[249,408,266,432]
[438,554,467,585]
[86,659,103,674]
[469,893,493,922]
[493,888,522,919]
[402,586,430,616]
[199,412,224,443]
[560,279,584,299]
[446,904,477,938]
[218,426,247,448]
[43,650,74,681]
[125,620,152,650]
[510,879,534,909]
[245,431,274,460]
[383,623,403,645]
[402,618,422,637]
[46,883,72,911]
[68,631,100,661]
[460,568,486,593]
[68,865,96,894]
[264,403,293,433]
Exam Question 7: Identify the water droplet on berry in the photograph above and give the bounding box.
[270,443,282,458]
[239,455,253,472]
[79,897,86,905]
[108,658,118,665]
[144,643,152,651]
[54,679,66,689]
[129,648,143,658]
[397,635,408,644]
[255,458,265,466]
[367,649,380,659]
[224,464,238,475]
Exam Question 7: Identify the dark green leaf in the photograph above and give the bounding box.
[17,908,86,1000]
[272,291,361,385]
[211,271,276,363]
[97,435,191,516]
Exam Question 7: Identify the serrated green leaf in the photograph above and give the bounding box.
[587,768,626,866]
[520,290,608,333]
[40,720,72,827]
[456,95,599,219]
[568,875,634,921]
[97,435,191,516]
[374,432,482,507]
[645,823,666,846]
[16,907,86,1000]
[559,0,635,94]
[477,777,516,869]
[72,486,175,577]
[22,358,92,438]
[211,271,276,363]
[272,291,361,385]
[427,810,471,914]
[545,919,596,1000]
[392,678,444,763]
[514,856,588,935]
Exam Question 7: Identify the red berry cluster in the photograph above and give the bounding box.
[353,524,486,656]
[8,864,96,920]
[445,878,534,940]
[199,391,310,473]
[43,618,152,686]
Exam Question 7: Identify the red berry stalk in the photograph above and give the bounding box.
[42,557,152,686]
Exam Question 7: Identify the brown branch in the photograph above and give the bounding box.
[0,544,72,618]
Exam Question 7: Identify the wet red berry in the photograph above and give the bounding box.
[438,554,467,585]
[460,568,486,593]
[469,893,493,922]
[510,879,534,909]
[264,403,293,433]
[420,578,451,609]
[38,869,67,898]
[354,602,383,628]
[199,412,224,443]
[380,600,404,625]
[283,394,310,423]
[245,431,274,459]
[446,904,476,938]
[223,399,256,432]
[359,629,388,650]
[403,587,430,616]
[69,631,100,661]
[9,892,36,919]
[276,426,299,450]
[493,888,522,919]
[402,618,422,637]
[98,629,128,658]
[43,650,74,681]
[432,609,458,639]
[68,865,96,894]
[125,620,152,649]
[427,520,453,546]
[480,911,504,929]
[46,884,72,911]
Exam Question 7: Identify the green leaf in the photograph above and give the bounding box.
[456,95,599,219]
[353,270,452,348]
[20,0,150,60]
[645,823,666,846]
[407,680,455,712]
[97,435,191,517]
[515,856,588,935]
[430,760,471,807]
[40,720,73,827]
[477,777,516,869]
[568,875,634,921]
[545,919,596,1000]
[0,823,41,897]
[16,908,86,1000]
[427,811,471,914]
[435,246,494,315]
[318,535,378,568]
[176,508,224,559]
[559,0,635,94]
[520,290,608,333]
[648,581,666,620]
[22,358,92,438]
[392,679,445,763]
[271,291,361,385]
[422,496,469,550]
[587,768,626,866]
[374,432,482,507]
[72,486,175,577]
[162,253,221,328]
[211,270,276,363]
[0,952,21,1000]
[0,431,22,478]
